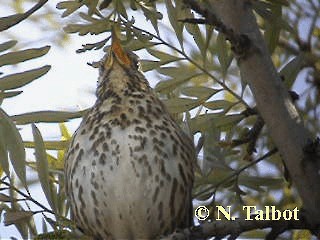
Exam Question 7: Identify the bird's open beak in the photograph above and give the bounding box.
[105,29,131,67]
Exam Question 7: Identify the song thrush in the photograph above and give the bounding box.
[64,30,195,239]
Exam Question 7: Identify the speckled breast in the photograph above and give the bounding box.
[65,91,194,239]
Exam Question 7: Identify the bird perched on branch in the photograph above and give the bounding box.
[64,28,195,239]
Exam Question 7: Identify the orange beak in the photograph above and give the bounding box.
[106,28,131,66]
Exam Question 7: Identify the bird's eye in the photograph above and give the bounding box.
[132,58,140,70]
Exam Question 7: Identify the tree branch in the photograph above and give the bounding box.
[0,0,48,32]
[183,0,320,230]
[162,216,315,240]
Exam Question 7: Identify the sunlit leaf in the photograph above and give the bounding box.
[59,123,71,140]
[24,140,69,150]
[0,65,51,91]
[47,154,64,171]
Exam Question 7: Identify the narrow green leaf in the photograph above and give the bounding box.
[32,124,56,213]
[267,0,289,6]
[0,124,9,176]
[140,56,182,72]
[115,0,128,19]
[165,0,184,49]
[147,48,181,62]
[203,100,237,111]
[280,54,305,88]
[64,20,111,36]
[0,91,23,99]
[155,67,202,93]
[85,0,99,16]
[202,126,223,175]
[181,86,222,99]
[99,0,112,10]
[189,113,244,133]
[252,1,293,34]
[4,210,34,226]
[8,180,28,238]
[24,140,69,150]
[125,39,158,51]
[0,65,51,91]
[59,123,71,139]
[0,193,11,202]
[0,14,23,32]
[0,40,17,53]
[139,2,162,36]
[56,1,84,18]
[162,98,199,114]
[239,175,283,190]
[140,60,163,72]
[0,108,26,186]
[0,46,50,67]
[185,10,206,58]
[12,109,88,125]
[155,72,204,94]
[42,218,48,233]
[217,33,233,75]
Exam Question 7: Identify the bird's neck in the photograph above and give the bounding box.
[96,63,150,102]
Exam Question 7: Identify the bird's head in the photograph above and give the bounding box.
[90,29,149,98]
[92,30,141,83]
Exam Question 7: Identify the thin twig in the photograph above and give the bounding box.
[0,179,54,215]
[194,148,278,198]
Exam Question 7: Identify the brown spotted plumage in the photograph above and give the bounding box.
[64,31,195,239]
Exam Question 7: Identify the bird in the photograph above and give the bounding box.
[64,29,195,239]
